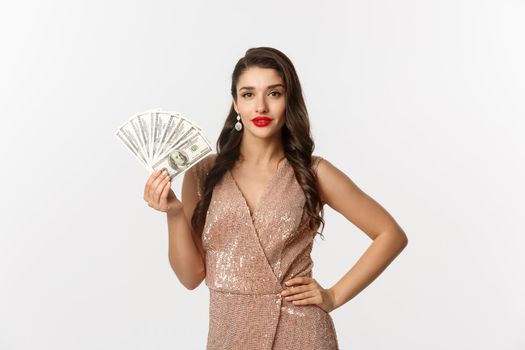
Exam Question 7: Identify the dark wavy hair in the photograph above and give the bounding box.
[191,46,326,240]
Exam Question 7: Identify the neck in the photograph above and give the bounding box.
[238,132,285,166]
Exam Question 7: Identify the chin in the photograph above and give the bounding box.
[251,127,282,139]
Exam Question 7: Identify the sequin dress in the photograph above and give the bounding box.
[191,153,339,350]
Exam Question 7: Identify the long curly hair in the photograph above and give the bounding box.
[191,46,326,239]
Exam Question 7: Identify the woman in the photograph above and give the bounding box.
[143,47,408,350]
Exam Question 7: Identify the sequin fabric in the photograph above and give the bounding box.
[191,154,339,350]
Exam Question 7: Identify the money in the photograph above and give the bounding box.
[115,108,213,178]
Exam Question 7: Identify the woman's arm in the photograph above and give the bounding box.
[316,158,408,310]
[166,167,206,290]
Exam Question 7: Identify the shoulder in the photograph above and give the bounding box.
[312,155,367,209]
[310,155,355,204]
[189,152,217,178]
[311,154,325,175]
[312,155,345,185]
[185,153,217,200]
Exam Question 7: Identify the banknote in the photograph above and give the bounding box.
[115,129,151,170]
[115,113,152,170]
[135,111,153,163]
[115,108,212,179]
[156,116,198,159]
[150,111,171,161]
[151,132,213,180]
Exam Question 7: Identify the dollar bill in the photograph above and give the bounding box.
[151,131,213,180]
[115,116,151,170]
[156,112,182,156]
[128,115,149,164]
[151,111,184,161]
[115,108,213,179]
[115,129,152,171]
[135,111,153,163]
[156,116,197,160]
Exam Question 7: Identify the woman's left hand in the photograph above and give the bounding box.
[281,276,337,313]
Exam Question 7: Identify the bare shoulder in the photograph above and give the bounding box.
[180,153,217,260]
[182,153,216,202]
[314,155,405,240]
[313,155,363,206]
[186,153,217,181]
[201,152,218,172]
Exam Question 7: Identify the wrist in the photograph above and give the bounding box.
[328,287,339,310]
[167,202,184,217]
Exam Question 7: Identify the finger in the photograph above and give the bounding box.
[155,176,170,205]
[282,284,310,296]
[292,296,320,306]
[144,169,162,200]
[149,170,169,200]
[284,290,316,302]
[159,178,171,208]
[155,176,171,206]
[285,276,311,286]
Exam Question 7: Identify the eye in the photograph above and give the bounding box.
[241,92,253,98]
[270,91,282,97]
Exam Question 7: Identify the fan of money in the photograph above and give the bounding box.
[115,108,213,180]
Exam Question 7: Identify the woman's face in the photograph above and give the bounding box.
[233,66,286,140]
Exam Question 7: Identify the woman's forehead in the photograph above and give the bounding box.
[237,67,284,88]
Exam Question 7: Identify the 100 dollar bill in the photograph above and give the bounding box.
[151,132,212,180]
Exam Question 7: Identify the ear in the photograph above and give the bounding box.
[232,98,238,114]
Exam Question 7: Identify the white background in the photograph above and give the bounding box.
[1,1,524,349]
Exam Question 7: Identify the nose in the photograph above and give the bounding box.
[255,94,268,114]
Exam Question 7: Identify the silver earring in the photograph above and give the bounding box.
[234,113,243,131]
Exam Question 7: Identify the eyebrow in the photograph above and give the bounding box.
[239,84,285,91]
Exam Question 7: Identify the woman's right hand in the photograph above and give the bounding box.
[144,168,183,215]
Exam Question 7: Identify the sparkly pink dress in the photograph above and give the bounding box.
[191,153,339,350]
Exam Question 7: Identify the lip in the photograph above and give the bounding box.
[252,116,272,122]
[252,117,272,127]
[251,115,272,127]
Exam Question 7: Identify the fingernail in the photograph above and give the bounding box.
[285,281,290,285]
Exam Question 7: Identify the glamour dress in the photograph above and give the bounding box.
[190,154,339,350]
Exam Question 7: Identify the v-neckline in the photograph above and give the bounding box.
[228,156,287,222]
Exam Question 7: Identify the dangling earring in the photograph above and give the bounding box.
[234,113,243,131]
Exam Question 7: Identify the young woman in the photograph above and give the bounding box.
[143,47,408,350]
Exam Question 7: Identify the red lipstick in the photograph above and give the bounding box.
[252,116,272,127]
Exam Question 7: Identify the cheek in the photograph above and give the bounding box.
[278,106,287,119]
[272,100,286,114]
